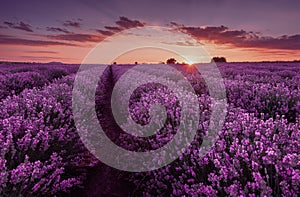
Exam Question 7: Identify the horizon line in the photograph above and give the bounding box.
[1,60,300,65]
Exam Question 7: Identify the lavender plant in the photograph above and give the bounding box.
[0,62,299,196]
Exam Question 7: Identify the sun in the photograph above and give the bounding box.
[186,59,195,66]
[185,56,200,65]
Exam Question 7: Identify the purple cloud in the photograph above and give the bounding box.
[174,24,300,50]
[95,16,146,36]
[115,16,145,29]
[46,27,70,33]
[12,16,146,46]
[104,26,122,32]
[3,21,34,32]
[49,16,145,44]
[0,34,77,46]
[162,40,200,46]
[3,21,14,26]
[239,35,300,50]
[63,20,81,28]
[95,29,114,36]
[47,33,104,42]
[19,55,72,62]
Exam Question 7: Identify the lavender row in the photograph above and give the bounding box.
[0,62,299,196]
[0,75,97,196]
[0,63,79,101]
[107,64,299,196]
[129,107,299,196]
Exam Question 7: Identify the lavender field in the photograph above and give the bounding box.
[0,62,299,196]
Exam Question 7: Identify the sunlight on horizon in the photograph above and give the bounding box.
[81,26,212,65]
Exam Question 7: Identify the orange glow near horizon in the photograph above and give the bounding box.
[1,34,300,64]
[112,47,188,64]
[1,43,300,64]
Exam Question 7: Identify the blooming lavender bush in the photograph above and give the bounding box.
[0,74,96,196]
[0,72,48,100]
[108,63,299,196]
[225,79,300,122]
[128,107,299,196]
[0,62,299,196]
[0,63,79,101]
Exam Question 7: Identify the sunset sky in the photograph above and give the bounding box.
[0,0,299,63]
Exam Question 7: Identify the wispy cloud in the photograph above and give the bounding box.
[46,27,70,33]
[3,21,34,32]
[25,50,59,54]
[19,55,73,62]
[47,33,104,42]
[62,19,82,28]
[95,29,114,36]
[0,34,77,46]
[115,16,145,29]
[96,16,145,36]
[104,26,122,32]
[161,40,201,46]
[1,16,146,47]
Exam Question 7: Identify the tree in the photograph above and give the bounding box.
[166,58,177,64]
[211,57,227,63]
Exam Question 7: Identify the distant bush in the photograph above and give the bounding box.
[166,58,177,64]
[211,57,227,63]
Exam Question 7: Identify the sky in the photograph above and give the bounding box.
[0,0,299,63]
